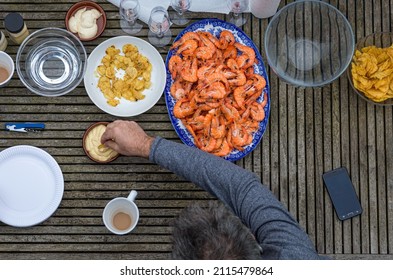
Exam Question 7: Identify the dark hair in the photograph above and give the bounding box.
[171,201,262,259]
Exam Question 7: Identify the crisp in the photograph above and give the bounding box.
[96,44,152,107]
[351,44,393,102]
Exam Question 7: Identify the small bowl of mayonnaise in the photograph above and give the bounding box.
[83,122,119,163]
[65,0,106,41]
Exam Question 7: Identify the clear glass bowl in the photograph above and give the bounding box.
[264,0,354,87]
[347,32,393,106]
[16,27,87,97]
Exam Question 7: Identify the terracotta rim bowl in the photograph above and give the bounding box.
[83,122,119,163]
[65,0,106,41]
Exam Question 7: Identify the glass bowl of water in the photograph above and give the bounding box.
[16,27,87,96]
[264,0,354,87]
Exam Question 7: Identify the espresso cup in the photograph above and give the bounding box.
[103,190,139,235]
[0,51,14,87]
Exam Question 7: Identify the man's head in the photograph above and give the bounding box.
[171,201,262,259]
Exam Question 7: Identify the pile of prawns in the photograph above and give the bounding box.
[168,29,267,157]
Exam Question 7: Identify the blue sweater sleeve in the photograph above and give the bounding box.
[149,137,323,259]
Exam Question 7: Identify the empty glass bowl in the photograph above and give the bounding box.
[264,0,354,87]
[347,32,393,106]
[16,27,87,97]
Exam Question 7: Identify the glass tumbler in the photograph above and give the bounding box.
[148,6,172,48]
[120,0,142,35]
[171,0,192,26]
[227,0,248,27]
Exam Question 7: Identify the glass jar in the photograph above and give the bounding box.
[4,12,30,45]
[0,31,8,51]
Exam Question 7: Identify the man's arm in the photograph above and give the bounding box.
[150,137,322,259]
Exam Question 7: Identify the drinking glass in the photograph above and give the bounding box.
[227,0,248,27]
[171,0,192,26]
[120,0,142,35]
[148,6,172,48]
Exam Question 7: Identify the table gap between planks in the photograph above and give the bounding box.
[0,0,392,260]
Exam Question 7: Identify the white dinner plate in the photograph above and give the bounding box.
[84,36,167,117]
[0,145,64,227]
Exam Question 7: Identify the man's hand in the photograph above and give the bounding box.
[101,120,155,158]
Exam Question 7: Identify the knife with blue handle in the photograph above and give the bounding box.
[5,123,45,132]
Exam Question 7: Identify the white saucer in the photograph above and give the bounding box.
[0,145,64,227]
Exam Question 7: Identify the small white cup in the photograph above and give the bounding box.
[0,51,14,87]
[103,190,139,235]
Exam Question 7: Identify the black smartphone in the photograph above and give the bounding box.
[322,167,362,220]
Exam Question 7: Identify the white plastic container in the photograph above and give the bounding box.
[250,0,281,18]
[0,51,14,87]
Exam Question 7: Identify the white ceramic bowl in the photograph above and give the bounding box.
[0,51,15,87]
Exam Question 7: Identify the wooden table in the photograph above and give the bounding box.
[0,0,392,260]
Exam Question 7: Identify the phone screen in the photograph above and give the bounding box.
[322,167,362,220]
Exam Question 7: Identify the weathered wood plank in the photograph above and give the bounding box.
[339,68,354,254]
[64,181,199,191]
[0,113,171,122]
[323,82,333,255]
[0,235,172,243]
[373,0,389,255]
[0,253,170,260]
[382,0,393,254]
[61,190,211,200]
[278,83,289,209]
[55,199,215,209]
[0,243,172,252]
[296,88,307,230]
[314,86,325,253]
[305,86,317,247]
[344,0,361,255]
[332,80,342,254]
[288,86,297,219]
[0,225,171,234]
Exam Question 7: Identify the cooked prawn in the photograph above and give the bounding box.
[199,32,217,52]
[168,55,183,79]
[233,80,254,108]
[228,70,246,86]
[197,65,214,80]
[171,32,201,49]
[177,39,198,56]
[180,58,198,82]
[231,125,251,147]
[206,73,229,90]
[223,45,237,60]
[210,114,226,139]
[219,30,236,49]
[249,101,265,121]
[213,138,231,157]
[173,98,196,118]
[200,82,226,99]
[251,73,266,91]
[195,46,215,60]
[201,31,222,49]
[234,43,255,69]
[221,102,240,123]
